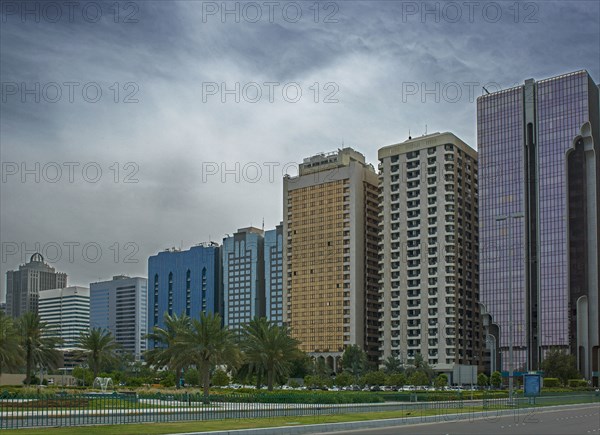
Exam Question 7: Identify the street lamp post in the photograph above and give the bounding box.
[496,212,524,405]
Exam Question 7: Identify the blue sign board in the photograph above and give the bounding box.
[523,374,542,397]
[501,371,525,377]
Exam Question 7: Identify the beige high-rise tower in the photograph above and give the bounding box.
[378,133,483,378]
[283,148,380,370]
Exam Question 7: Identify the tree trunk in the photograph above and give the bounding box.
[267,370,274,391]
[25,346,32,385]
[202,365,210,402]
[256,372,261,389]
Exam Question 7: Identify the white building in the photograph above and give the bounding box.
[378,132,483,374]
[38,286,90,348]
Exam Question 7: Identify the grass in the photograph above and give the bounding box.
[0,405,498,434]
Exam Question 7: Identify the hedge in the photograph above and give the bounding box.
[543,378,560,388]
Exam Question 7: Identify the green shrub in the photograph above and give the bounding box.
[543,378,560,388]
[288,379,300,388]
[160,372,176,388]
[567,379,587,388]
[477,373,489,387]
[386,373,407,387]
[219,391,384,404]
[183,368,200,387]
[490,371,502,388]
[212,369,230,387]
[335,372,354,387]
[409,371,430,386]
[435,374,448,389]
[362,370,387,386]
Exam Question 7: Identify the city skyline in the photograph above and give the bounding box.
[2,1,599,297]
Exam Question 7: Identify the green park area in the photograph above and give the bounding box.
[2,311,598,431]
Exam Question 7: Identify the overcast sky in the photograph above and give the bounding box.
[1,0,599,298]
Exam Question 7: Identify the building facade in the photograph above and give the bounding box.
[90,275,148,360]
[264,223,284,325]
[222,228,265,330]
[38,286,89,349]
[147,244,221,346]
[6,253,67,318]
[283,148,380,369]
[478,70,600,383]
[378,133,482,373]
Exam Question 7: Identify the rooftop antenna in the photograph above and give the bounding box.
[425,124,428,135]
[483,86,490,95]
[408,129,412,140]
[262,218,264,230]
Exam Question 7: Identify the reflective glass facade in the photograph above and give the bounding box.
[90,276,148,360]
[222,228,265,330]
[147,245,221,346]
[537,73,589,348]
[478,70,599,374]
[264,224,284,326]
[478,87,528,370]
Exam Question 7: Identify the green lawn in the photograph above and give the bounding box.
[1,406,490,434]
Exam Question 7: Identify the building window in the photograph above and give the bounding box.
[186,270,191,316]
[168,272,173,316]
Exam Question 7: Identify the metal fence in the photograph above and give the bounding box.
[1,390,598,429]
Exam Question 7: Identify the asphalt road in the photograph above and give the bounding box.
[312,404,600,435]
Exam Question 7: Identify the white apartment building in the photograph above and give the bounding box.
[378,132,483,374]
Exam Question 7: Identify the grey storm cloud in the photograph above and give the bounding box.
[1,0,599,297]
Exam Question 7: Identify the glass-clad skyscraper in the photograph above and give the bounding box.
[222,227,265,330]
[90,276,148,360]
[147,244,221,347]
[264,223,284,326]
[478,70,600,383]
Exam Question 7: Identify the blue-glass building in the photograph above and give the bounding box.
[90,275,147,361]
[147,244,221,345]
[478,70,600,382]
[222,228,265,330]
[264,224,284,326]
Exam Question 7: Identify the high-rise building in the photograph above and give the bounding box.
[378,133,482,374]
[147,244,221,346]
[222,228,265,330]
[478,70,600,383]
[283,148,380,369]
[90,275,148,360]
[265,223,284,326]
[38,286,89,349]
[6,253,67,318]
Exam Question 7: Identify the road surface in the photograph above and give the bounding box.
[312,404,600,435]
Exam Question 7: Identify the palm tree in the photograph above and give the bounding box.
[0,312,23,376]
[179,312,240,398]
[18,312,62,385]
[77,328,120,378]
[241,317,302,391]
[383,355,404,375]
[144,313,192,388]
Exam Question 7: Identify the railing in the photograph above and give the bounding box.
[0,390,598,429]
